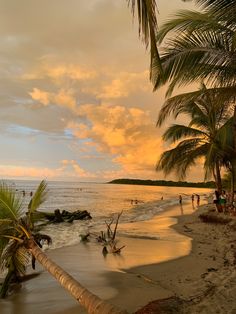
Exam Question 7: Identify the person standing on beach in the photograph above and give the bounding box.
[219,190,227,213]
[213,190,221,212]
[179,195,182,205]
[196,194,200,206]
[191,194,194,203]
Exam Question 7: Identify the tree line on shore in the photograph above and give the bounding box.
[109,178,215,188]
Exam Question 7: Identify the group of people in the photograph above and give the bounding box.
[178,194,200,206]
[213,190,231,213]
[191,194,200,206]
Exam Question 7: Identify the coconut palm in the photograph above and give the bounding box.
[153,0,236,191]
[0,180,127,314]
[156,86,234,192]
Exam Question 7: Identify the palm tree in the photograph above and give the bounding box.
[156,86,234,192]
[153,0,236,190]
[0,181,127,314]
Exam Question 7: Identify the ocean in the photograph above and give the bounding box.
[10,180,212,250]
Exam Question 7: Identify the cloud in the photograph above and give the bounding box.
[0,160,95,180]
[23,62,97,83]
[83,70,150,100]
[29,87,77,112]
[66,103,164,177]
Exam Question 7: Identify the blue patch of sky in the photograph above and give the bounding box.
[64,128,74,139]
[0,132,77,168]
[6,124,40,135]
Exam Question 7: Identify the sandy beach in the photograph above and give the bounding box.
[2,199,236,314]
[109,203,236,314]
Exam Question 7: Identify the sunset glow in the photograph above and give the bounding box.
[0,0,198,181]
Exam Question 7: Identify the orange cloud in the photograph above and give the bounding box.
[0,160,94,180]
[81,70,151,100]
[67,103,164,177]
[29,87,77,112]
[29,88,50,106]
[23,62,97,83]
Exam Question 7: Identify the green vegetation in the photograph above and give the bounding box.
[0,180,126,314]
[108,178,215,188]
[156,84,233,193]
[154,0,236,199]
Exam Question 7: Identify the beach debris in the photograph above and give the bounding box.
[80,233,90,242]
[79,211,125,255]
[31,209,92,224]
[183,225,192,232]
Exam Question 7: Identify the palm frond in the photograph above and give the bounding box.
[157,10,233,44]
[127,0,163,83]
[0,182,23,221]
[1,241,30,275]
[157,139,208,179]
[28,180,48,213]
[163,125,205,143]
[153,7,236,93]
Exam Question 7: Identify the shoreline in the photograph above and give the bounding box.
[107,203,236,313]
[4,198,234,314]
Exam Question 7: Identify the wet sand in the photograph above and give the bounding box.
[1,200,198,314]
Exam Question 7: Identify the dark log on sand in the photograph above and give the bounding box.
[31,209,92,224]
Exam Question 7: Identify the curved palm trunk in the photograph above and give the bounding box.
[28,240,127,314]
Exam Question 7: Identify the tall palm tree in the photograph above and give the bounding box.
[153,0,236,190]
[156,86,234,191]
[0,181,127,314]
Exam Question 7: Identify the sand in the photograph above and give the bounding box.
[2,200,236,314]
[109,204,236,313]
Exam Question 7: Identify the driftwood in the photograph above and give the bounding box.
[80,211,125,255]
[31,209,92,224]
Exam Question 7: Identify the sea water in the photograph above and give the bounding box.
[10,180,212,249]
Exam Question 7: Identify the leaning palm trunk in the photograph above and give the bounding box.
[28,239,127,314]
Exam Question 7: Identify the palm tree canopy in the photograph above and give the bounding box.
[157,86,233,180]
[153,3,236,95]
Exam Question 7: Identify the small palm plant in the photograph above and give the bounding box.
[0,180,50,297]
[0,180,127,314]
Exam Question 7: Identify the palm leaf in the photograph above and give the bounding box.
[153,7,236,94]
[0,182,23,221]
[28,180,48,213]
[163,125,206,143]
[127,0,163,83]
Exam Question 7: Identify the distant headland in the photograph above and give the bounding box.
[108,178,215,188]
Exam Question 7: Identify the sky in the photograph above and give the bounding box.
[0,0,202,182]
